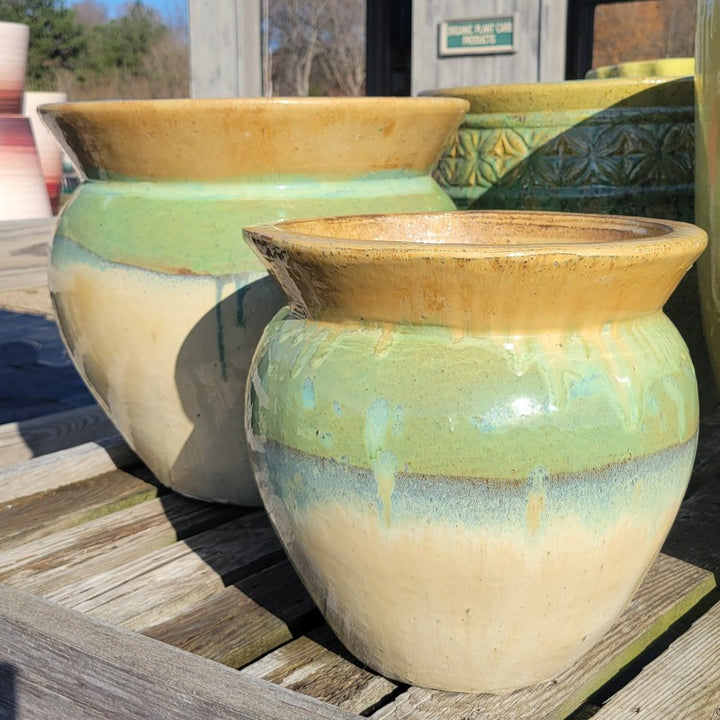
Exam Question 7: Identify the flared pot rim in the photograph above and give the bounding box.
[38,96,470,181]
[245,209,703,257]
[243,210,707,331]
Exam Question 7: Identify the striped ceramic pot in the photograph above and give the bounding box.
[244,211,705,693]
[0,21,28,114]
[39,97,467,505]
[0,22,52,220]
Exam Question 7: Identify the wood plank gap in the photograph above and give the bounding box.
[0,583,362,720]
[591,599,720,718]
[0,465,161,551]
[144,559,321,668]
[0,403,116,466]
[43,512,285,631]
[0,433,135,504]
[242,623,400,716]
[0,493,244,593]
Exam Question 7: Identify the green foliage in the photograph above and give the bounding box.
[91,2,165,75]
[0,0,86,89]
[0,0,188,97]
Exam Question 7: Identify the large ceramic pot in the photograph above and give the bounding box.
[430,77,693,217]
[696,1,720,397]
[429,76,716,416]
[586,57,694,79]
[40,97,468,505]
[244,211,705,693]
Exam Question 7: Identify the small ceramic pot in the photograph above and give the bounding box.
[0,22,29,114]
[24,91,67,213]
[40,97,468,505]
[586,57,694,79]
[244,210,705,693]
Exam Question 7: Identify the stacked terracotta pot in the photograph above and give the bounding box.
[0,21,51,220]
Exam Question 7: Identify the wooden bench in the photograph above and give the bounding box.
[2,215,720,718]
[1,409,719,719]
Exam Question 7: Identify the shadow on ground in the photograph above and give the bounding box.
[0,309,93,424]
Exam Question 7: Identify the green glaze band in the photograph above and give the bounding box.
[254,434,697,532]
[248,310,698,480]
[58,173,454,276]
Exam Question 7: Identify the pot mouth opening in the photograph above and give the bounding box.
[244,210,702,257]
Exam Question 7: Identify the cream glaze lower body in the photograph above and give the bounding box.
[50,241,282,504]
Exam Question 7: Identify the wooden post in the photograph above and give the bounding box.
[188,0,262,98]
[410,0,567,95]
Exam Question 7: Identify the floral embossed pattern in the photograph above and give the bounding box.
[434,107,694,220]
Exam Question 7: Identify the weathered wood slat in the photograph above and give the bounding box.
[370,552,715,720]
[0,493,243,593]
[0,217,55,270]
[0,403,116,466]
[0,583,361,720]
[591,600,720,718]
[144,560,320,668]
[242,624,399,715]
[44,512,285,631]
[0,434,134,504]
[0,264,50,291]
[0,465,159,551]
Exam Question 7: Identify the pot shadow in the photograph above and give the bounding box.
[435,78,717,417]
[0,663,16,720]
[167,274,285,505]
[0,309,94,427]
[152,273,332,658]
[662,407,720,581]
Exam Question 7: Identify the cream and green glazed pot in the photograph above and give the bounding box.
[244,211,705,693]
[39,97,468,505]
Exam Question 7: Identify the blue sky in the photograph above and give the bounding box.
[67,0,187,23]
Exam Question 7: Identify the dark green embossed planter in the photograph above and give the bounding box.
[430,77,693,217]
[244,211,706,693]
[39,97,467,505]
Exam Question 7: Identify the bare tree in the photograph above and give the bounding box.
[269,0,327,96]
[317,0,365,96]
[268,0,365,97]
[72,0,108,28]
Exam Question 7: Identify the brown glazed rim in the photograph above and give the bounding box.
[37,96,470,181]
[244,210,704,258]
[427,76,693,114]
[243,210,707,330]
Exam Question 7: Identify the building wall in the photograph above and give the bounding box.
[411,0,567,95]
[188,0,262,98]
